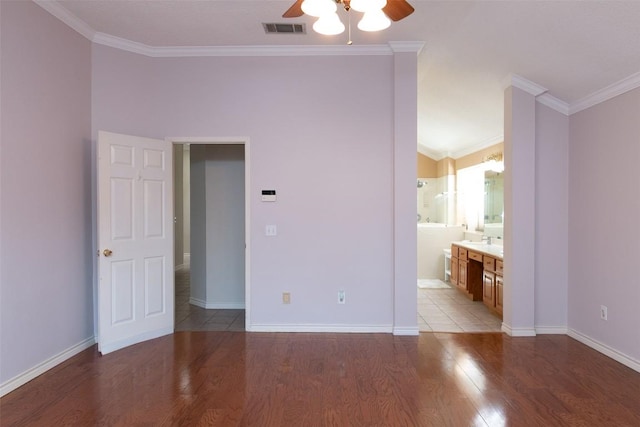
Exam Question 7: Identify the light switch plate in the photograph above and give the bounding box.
[265,225,277,236]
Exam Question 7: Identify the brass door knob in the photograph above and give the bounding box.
[103,249,113,257]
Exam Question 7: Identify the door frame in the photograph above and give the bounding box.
[168,136,251,330]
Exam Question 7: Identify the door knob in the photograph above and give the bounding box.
[103,249,113,257]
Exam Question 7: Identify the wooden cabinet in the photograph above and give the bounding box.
[482,254,503,316]
[458,259,467,291]
[451,256,459,286]
[450,244,483,301]
[483,270,495,309]
[495,274,504,315]
[451,243,504,318]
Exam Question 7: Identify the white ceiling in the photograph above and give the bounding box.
[43,0,640,158]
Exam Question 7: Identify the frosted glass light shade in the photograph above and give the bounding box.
[301,0,337,17]
[357,9,391,31]
[350,0,387,13]
[313,12,345,35]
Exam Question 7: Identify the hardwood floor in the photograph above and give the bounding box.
[1,333,639,426]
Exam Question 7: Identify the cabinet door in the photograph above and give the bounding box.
[483,271,495,309]
[458,260,467,291]
[495,275,504,315]
[451,257,459,286]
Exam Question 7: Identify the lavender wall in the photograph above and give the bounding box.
[0,1,93,386]
[569,88,640,362]
[92,45,398,329]
[535,103,569,330]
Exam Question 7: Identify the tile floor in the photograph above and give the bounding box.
[174,265,245,332]
[175,264,499,333]
[417,280,503,333]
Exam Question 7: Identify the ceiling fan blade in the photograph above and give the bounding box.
[383,0,415,22]
[283,0,304,18]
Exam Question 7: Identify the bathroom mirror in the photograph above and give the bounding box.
[484,170,503,224]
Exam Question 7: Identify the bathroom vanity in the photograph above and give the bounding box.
[450,242,503,317]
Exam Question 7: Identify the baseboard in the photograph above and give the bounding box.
[535,326,568,335]
[189,297,244,310]
[248,324,393,333]
[0,336,95,397]
[568,328,640,373]
[501,323,537,336]
[175,253,191,271]
[393,326,420,336]
[189,297,207,308]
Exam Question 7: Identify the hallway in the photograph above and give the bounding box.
[174,265,245,331]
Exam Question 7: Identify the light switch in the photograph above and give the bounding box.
[265,225,277,236]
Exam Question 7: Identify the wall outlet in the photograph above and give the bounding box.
[600,305,607,320]
[282,292,290,304]
[338,290,346,304]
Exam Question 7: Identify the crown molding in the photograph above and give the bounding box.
[503,74,548,97]
[388,41,425,54]
[34,0,95,41]
[451,134,504,159]
[569,71,640,115]
[417,144,445,161]
[537,93,570,115]
[94,32,395,57]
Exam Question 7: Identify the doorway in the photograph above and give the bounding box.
[172,139,250,332]
[416,162,503,333]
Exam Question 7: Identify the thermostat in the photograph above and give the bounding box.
[261,190,276,202]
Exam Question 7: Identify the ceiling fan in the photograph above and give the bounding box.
[283,0,414,36]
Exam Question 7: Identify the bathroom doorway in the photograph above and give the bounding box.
[416,152,504,333]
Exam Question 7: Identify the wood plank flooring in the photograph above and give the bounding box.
[1,332,639,426]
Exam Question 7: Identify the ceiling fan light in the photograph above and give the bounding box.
[357,9,391,32]
[313,12,345,35]
[350,0,387,13]
[301,0,337,17]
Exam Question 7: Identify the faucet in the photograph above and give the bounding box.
[482,236,492,245]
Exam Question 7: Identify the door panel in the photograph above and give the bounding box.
[98,131,174,355]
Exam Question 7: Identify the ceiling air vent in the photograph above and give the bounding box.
[263,23,306,34]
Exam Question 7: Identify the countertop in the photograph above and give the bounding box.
[453,241,504,259]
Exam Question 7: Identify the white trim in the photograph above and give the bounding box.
[393,326,420,336]
[569,71,640,115]
[535,326,568,335]
[189,297,207,309]
[0,337,95,397]
[417,144,444,160]
[388,41,425,54]
[188,297,245,310]
[536,93,570,115]
[248,324,393,333]
[568,329,640,373]
[501,323,537,337]
[92,32,154,57]
[34,0,95,41]
[96,36,395,57]
[450,134,504,159]
[503,74,548,96]
[98,327,172,355]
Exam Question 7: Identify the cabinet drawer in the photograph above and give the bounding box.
[483,256,495,271]
[451,245,459,258]
[468,251,482,262]
[496,260,504,275]
[458,248,468,261]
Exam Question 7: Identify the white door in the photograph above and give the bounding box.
[97,131,174,355]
